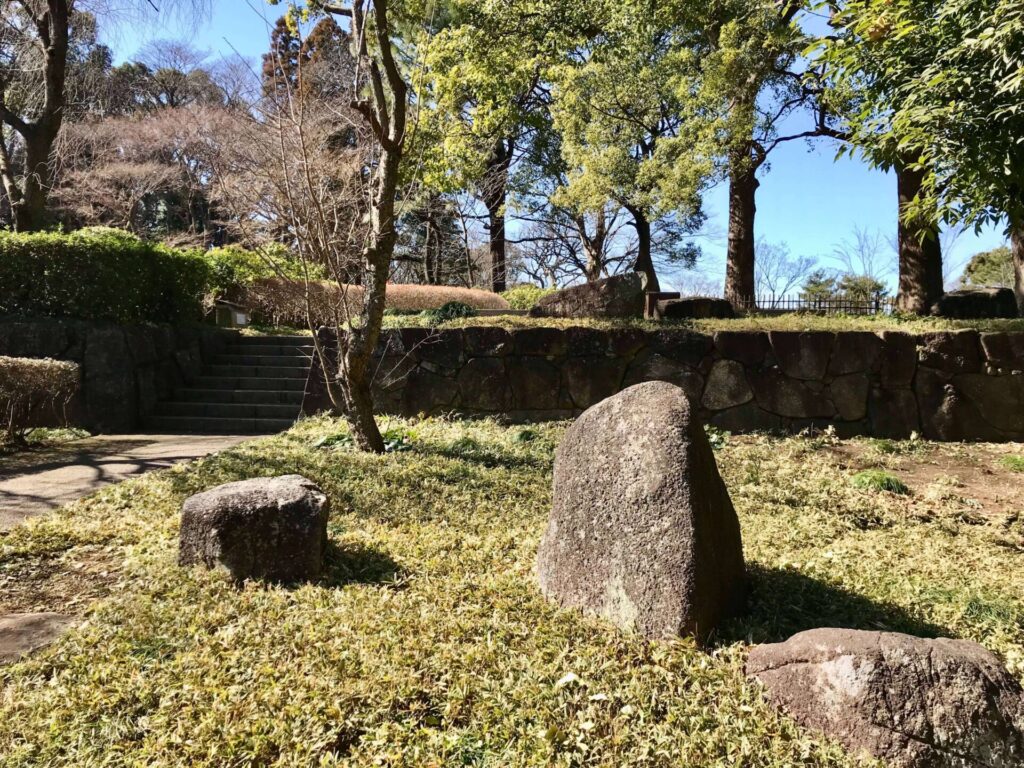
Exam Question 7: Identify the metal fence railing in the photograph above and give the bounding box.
[732,295,896,316]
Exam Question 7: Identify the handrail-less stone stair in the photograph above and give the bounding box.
[145,335,313,434]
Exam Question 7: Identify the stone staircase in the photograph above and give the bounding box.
[145,335,313,434]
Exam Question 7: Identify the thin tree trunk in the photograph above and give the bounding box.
[576,208,608,282]
[483,140,510,293]
[1011,216,1024,317]
[724,149,759,308]
[628,207,660,292]
[895,158,944,315]
[329,0,407,454]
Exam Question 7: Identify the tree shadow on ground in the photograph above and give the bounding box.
[713,563,953,647]
[318,539,405,589]
[411,440,548,471]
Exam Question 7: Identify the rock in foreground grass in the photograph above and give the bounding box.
[179,474,329,583]
[747,628,1024,767]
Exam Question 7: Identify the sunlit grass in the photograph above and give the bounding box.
[0,417,1020,766]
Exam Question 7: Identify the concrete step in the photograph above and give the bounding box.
[156,402,301,419]
[223,344,314,357]
[144,415,296,434]
[205,365,309,380]
[175,388,304,405]
[192,376,307,392]
[235,335,314,347]
[212,354,312,367]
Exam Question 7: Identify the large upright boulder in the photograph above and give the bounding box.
[530,272,646,319]
[179,475,329,583]
[746,628,1024,767]
[537,381,745,640]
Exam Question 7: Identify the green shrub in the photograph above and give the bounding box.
[502,284,555,310]
[851,469,910,495]
[422,301,477,325]
[0,227,210,323]
[1000,455,1024,473]
[0,356,80,444]
[202,244,324,301]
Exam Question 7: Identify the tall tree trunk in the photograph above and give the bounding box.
[629,207,660,292]
[0,0,69,232]
[1011,216,1024,317]
[14,134,54,232]
[724,149,759,308]
[483,140,511,294]
[895,158,944,315]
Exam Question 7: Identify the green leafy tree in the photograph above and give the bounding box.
[674,0,829,305]
[801,269,838,303]
[961,246,1014,288]
[799,268,887,305]
[837,272,888,303]
[550,0,711,291]
[818,0,1024,314]
[417,0,593,292]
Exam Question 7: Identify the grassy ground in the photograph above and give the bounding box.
[386,312,1024,334]
[242,310,1024,335]
[1,418,1022,766]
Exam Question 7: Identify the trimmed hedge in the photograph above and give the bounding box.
[204,244,326,301]
[502,284,555,310]
[0,356,80,443]
[0,227,507,327]
[0,228,210,323]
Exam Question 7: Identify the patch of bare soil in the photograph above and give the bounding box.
[832,442,1023,519]
[0,545,120,615]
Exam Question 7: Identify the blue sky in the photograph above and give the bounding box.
[106,1,1009,293]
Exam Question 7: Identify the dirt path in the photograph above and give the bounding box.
[0,434,257,531]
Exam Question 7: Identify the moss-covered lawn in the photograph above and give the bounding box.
[1,418,1022,766]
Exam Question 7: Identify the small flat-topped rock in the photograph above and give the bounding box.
[179,474,329,583]
[0,612,76,665]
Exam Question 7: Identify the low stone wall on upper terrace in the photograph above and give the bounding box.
[305,326,1024,441]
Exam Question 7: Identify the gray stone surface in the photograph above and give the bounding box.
[746,628,1024,767]
[530,272,646,319]
[918,331,982,374]
[830,373,870,422]
[769,332,835,380]
[0,318,236,433]
[179,474,330,583]
[309,326,1024,441]
[660,297,735,319]
[0,613,76,665]
[702,360,752,410]
[749,369,836,419]
[537,381,746,640]
[933,287,1019,319]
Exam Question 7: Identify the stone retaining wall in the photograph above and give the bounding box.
[306,327,1024,441]
[0,317,237,433]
